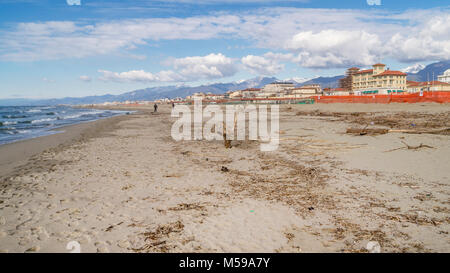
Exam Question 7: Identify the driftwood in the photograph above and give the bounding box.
[222,122,232,148]
[222,110,241,149]
[347,127,450,136]
[222,118,233,149]
[401,141,434,150]
[385,141,435,152]
[389,128,450,135]
[346,127,389,136]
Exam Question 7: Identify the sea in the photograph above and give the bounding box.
[0,106,129,146]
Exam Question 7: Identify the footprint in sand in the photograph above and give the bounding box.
[117,240,130,249]
[37,228,50,241]
[79,235,92,244]
[95,242,110,253]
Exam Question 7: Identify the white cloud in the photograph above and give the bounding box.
[171,53,237,79]
[67,0,81,6]
[99,53,237,83]
[79,75,92,82]
[0,7,448,68]
[0,16,241,61]
[98,69,183,83]
[241,55,284,75]
[42,77,55,83]
[366,0,381,6]
[285,30,382,68]
[387,14,450,62]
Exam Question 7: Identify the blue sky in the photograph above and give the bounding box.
[0,0,449,99]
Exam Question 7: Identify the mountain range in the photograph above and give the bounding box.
[1,61,448,106]
[405,60,450,82]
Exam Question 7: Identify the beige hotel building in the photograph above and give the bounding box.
[352,63,407,94]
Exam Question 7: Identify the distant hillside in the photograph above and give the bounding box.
[1,61,448,106]
[0,77,277,106]
[301,75,345,89]
[407,60,450,82]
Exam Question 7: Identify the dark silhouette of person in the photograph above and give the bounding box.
[154,103,158,113]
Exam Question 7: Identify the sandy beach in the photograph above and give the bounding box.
[0,103,449,253]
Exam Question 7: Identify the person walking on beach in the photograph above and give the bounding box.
[154,103,158,113]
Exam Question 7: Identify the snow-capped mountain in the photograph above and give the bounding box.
[402,63,426,74]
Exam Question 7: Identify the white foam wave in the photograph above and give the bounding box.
[3,121,17,125]
[31,118,56,124]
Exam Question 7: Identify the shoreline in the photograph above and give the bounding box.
[0,112,135,179]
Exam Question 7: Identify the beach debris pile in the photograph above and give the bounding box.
[297,110,450,136]
[346,127,389,136]
[134,221,185,253]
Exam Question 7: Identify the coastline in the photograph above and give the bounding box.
[0,103,448,253]
[0,112,135,179]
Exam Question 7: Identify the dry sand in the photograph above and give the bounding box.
[0,103,449,253]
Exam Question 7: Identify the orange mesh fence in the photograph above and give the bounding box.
[313,91,450,104]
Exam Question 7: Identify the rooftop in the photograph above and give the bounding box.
[373,70,407,77]
[408,81,450,87]
[355,69,373,74]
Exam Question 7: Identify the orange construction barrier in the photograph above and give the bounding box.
[312,91,450,104]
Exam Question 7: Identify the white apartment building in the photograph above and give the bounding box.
[438,69,450,84]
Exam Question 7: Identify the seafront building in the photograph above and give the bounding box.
[407,81,450,93]
[290,84,322,98]
[352,63,407,94]
[241,88,261,98]
[262,82,295,94]
[438,69,450,84]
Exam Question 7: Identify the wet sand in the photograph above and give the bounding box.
[0,114,133,178]
[0,103,449,253]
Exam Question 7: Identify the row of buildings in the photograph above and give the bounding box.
[187,82,322,101]
[186,64,450,102]
[93,64,450,106]
[334,64,450,95]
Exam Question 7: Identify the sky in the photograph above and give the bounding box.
[0,0,449,99]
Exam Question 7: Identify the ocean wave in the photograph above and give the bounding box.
[2,121,17,125]
[2,115,28,119]
[1,107,127,146]
[62,113,85,120]
[62,110,105,120]
[31,118,56,124]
